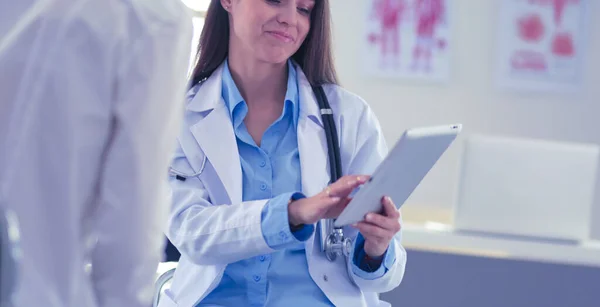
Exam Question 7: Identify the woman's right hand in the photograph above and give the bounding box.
[288,175,369,226]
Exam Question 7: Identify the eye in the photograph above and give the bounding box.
[266,0,282,4]
[297,6,311,15]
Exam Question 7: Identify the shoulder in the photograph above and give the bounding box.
[321,84,371,114]
[45,0,190,33]
[40,0,192,58]
[121,0,192,28]
[117,0,193,55]
[83,0,192,46]
[320,84,381,131]
[319,84,388,175]
[185,82,204,105]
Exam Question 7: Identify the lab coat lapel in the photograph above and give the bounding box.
[188,65,243,205]
[297,114,329,197]
[296,66,331,256]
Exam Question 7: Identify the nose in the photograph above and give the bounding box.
[276,3,297,26]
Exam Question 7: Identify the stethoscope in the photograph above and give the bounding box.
[168,153,207,181]
[312,85,352,262]
[169,78,351,262]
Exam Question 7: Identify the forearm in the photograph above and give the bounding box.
[168,198,276,265]
[261,192,314,250]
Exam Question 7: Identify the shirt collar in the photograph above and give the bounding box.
[221,59,245,122]
[285,60,300,128]
[221,59,300,128]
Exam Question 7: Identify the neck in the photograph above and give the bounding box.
[227,47,288,107]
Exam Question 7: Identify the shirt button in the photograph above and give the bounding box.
[323,274,329,282]
[259,255,266,262]
[279,231,288,240]
[260,184,267,191]
[253,275,261,282]
[260,161,266,167]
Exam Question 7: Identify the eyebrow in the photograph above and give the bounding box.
[298,0,315,8]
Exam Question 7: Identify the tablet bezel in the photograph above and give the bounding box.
[333,124,462,227]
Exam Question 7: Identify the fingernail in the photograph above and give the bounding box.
[366,214,373,221]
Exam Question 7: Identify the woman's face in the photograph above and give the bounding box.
[224,0,315,64]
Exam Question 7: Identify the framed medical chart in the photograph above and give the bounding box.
[494,0,589,94]
[363,0,452,82]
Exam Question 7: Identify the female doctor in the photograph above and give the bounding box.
[161,0,407,306]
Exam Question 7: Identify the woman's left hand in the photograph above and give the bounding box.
[354,196,401,258]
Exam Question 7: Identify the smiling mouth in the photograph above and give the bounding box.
[266,31,294,43]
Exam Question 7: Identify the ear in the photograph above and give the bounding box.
[220,0,233,12]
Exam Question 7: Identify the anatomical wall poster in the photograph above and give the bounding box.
[495,0,588,93]
[363,0,451,82]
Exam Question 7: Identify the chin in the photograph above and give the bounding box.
[257,49,295,64]
[258,55,290,65]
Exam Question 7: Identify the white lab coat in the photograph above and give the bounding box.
[0,1,192,306]
[160,62,407,307]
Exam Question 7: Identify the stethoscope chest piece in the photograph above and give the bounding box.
[324,227,352,262]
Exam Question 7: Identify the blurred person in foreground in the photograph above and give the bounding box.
[0,0,193,306]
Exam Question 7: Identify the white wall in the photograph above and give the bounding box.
[329,0,600,239]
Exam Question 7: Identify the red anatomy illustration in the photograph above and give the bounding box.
[511,50,547,71]
[368,0,407,68]
[411,0,446,72]
[528,0,579,57]
[518,14,545,42]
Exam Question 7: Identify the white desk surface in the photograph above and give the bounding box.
[401,206,600,268]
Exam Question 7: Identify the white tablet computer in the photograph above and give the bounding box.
[334,124,462,227]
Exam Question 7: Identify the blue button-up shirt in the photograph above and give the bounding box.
[199,60,395,307]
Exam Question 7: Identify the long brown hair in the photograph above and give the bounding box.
[190,0,339,87]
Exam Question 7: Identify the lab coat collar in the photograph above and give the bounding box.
[294,64,331,257]
[187,62,243,205]
[187,62,226,113]
[187,60,319,122]
[294,61,324,127]
[297,111,330,257]
[221,59,301,131]
[185,60,328,213]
